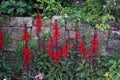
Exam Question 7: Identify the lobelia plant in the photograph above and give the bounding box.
[22,24,31,72]
[0,28,11,79]
[23,19,107,80]
[48,20,61,63]
[90,28,99,65]
[35,13,42,50]
[79,35,88,60]
[0,28,4,50]
[61,39,71,59]
[74,20,81,50]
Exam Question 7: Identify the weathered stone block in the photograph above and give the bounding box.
[11,27,24,34]
[1,27,12,35]
[42,27,51,34]
[10,17,33,27]
[52,16,62,23]
[97,30,109,44]
[43,19,52,27]
[0,15,10,27]
[66,21,73,30]
[110,30,120,40]
[10,34,21,40]
[7,40,18,51]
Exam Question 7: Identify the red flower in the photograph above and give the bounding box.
[22,26,30,44]
[53,53,60,63]
[0,30,4,50]
[90,39,99,45]
[48,38,55,59]
[35,13,42,36]
[22,31,30,44]
[54,57,60,63]
[61,45,71,58]
[90,28,99,57]
[90,28,99,64]
[74,31,81,49]
[23,46,31,71]
[22,26,31,71]
[79,39,88,60]
[52,22,60,39]
[48,21,62,63]
[83,53,88,60]
[57,51,62,57]
[75,31,81,40]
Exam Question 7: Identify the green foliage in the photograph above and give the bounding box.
[59,0,102,25]
[0,0,32,16]
[0,35,12,79]
[95,14,115,31]
[104,0,120,17]
[104,46,120,80]
[104,60,120,80]
[0,17,3,21]
[103,0,120,27]
[34,0,62,17]
[0,51,12,79]
[6,31,120,80]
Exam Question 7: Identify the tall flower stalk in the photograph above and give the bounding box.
[74,20,81,51]
[79,35,88,60]
[0,28,4,61]
[35,13,42,50]
[22,25,31,71]
[48,20,61,63]
[0,28,4,51]
[90,28,99,64]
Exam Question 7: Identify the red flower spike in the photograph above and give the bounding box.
[0,30,4,50]
[79,42,88,54]
[35,13,42,36]
[52,22,60,39]
[23,46,31,71]
[79,36,88,60]
[90,28,99,57]
[83,53,88,60]
[53,53,61,63]
[22,26,31,71]
[75,31,81,40]
[90,28,99,64]
[48,38,55,59]
[57,51,62,57]
[61,45,71,58]
[22,27,30,44]
[48,21,62,63]
[54,57,60,63]
[74,31,81,49]
[22,32,30,44]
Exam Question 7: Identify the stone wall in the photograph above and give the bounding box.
[0,15,51,51]
[0,15,120,55]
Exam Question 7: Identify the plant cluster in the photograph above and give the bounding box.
[0,0,120,80]
[0,28,11,80]
[0,0,32,16]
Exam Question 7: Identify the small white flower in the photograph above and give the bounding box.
[64,14,68,17]
[43,16,47,19]
[103,5,106,8]
[107,1,110,3]
[78,19,80,21]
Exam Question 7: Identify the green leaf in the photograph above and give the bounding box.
[8,8,14,14]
